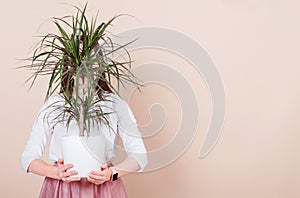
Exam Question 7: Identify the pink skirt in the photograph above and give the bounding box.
[39,177,128,198]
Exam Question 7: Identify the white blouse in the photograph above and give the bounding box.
[21,92,148,173]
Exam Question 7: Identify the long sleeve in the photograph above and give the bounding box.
[116,97,148,172]
[21,96,56,173]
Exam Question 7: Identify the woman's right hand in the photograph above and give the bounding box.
[55,158,81,182]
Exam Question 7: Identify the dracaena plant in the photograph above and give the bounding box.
[18,3,141,136]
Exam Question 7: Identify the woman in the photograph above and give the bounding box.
[21,71,148,197]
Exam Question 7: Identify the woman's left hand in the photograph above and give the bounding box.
[87,164,112,185]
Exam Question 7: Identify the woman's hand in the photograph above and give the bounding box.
[55,158,81,182]
[87,164,112,185]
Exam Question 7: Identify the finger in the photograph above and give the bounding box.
[88,173,106,181]
[90,170,105,176]
[64,170,78,177]
[63,164,74,171]
[57,158,64,165]
[64,177,81,183]
[87,177,96,184]
[87,177,103,185]
[101,164,108,171]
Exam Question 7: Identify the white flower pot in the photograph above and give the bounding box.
[62,135,106,178]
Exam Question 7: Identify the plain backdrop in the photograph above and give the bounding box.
[1,0,299,197]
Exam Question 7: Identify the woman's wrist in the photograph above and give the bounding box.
[28,159,60,180]
[108,167,120,182]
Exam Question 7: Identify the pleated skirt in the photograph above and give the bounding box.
[39,177,128,198]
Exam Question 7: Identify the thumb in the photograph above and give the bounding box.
[57,158,64,165]
[101,163,108,170]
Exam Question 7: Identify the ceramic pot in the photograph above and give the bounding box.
[62,135,106,178]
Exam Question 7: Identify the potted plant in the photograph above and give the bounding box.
[19,3,141,177]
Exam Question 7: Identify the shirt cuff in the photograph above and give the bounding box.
[128,153,148,172]
[21,155,39,174]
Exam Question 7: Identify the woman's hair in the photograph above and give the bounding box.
[59,69,113,100]
[59,35,113,100]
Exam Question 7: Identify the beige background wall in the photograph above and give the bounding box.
[1,0,299,197]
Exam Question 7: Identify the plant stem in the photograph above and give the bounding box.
[75,75,88,136]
